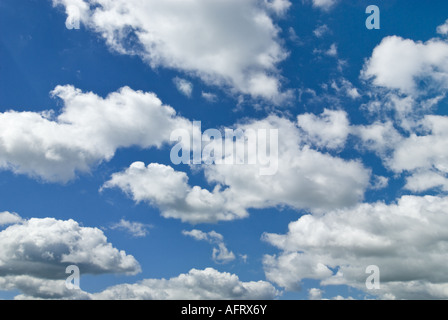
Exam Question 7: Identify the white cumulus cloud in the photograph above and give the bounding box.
[92,268,279,300]
[53,0,292,103]
[0,85,190,182]
[263,195,448,299]
[103,115,371,223]
[0,212,22,226]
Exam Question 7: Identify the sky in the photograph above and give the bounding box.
[1,0,448,300]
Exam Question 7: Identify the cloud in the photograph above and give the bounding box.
[326,43,338,57]
[358,33,448,193]
[263,195,448,299]
[0,215,141,299]
[0,212,22,226]
[353,121,403,157]
[353,113,448,193]
[53,0,292,103]
[1,276,91,300]
[437,19,448,36]
[263,0,291,16]
[0,217,140,279]
[201,92,218,103]
[92,268,279,300]
[362,36,448,95]
[102,162,245,224]
[110,219,150,238]
[297,109,350,150]
[313,43,337,59]
[173,77,193,98]
[0,85,190,182]
[386,114,448,192]
[311,0,337,11]
[313,24,330,38]
[103,115,371,223]
[183,230,236,264]
[187,115,370,214]
[0,215,274,300]
[330,79,361,100]
[182,229,223,242]
[212,244,236,264]
[308,288,323,300]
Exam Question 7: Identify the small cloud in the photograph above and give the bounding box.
[183,229,236,264]
[313,24,330,38]
[330,78,361,99]
[212,243,236,264]
[313,43,337,59]
[264,0,291,16]
[288,27,303,45]
[437,19,448,36]
[110,219,150,238]
[308,288,324,300]
[326,43,338,57]
[311,0,337,11]
[239,254,248,263]
[201,91,218,103]
[371,175,389,190]
[337,59,348,72]
[173,77,193,98]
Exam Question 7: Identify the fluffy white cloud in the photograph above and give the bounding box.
[404,170,448,193]
[263,0,291,16]
[354,121,403,157]
[437,19,448,36]
[101,162,244,224]
[0,217,140,279]
[0,85,190,182]
[103,115,371,223]
[325,43,338,57]
[359,33,448,193]
[362,36,448,95]
[212,244,236,264]
[17,268,279,300]
[0,215,141,299]
[308,288,323,300]
[110,219,150,238]
[2,276,91,300]
[297,109,350,150]
[0,212,22,226]
[263,195,448,299]
[173,77,193,98]
[390,115,448,172]
[199,116,370,214]
[92,268,279,300]
[382,114,448,192]
[0,215,275,300]
[183,230,236,264]
[53,0,292,103]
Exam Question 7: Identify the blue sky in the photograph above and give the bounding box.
[1,0,448,300]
